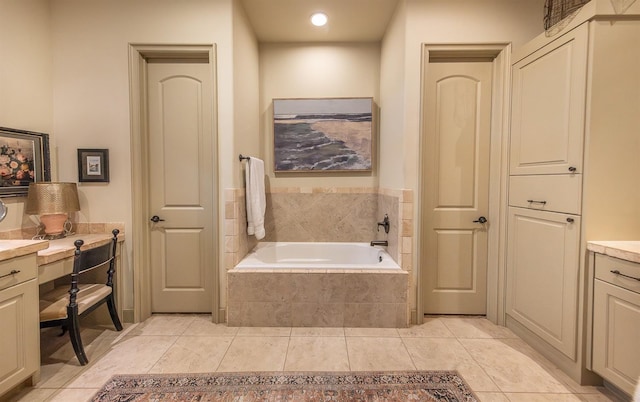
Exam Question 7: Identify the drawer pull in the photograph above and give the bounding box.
[568,166,577,172]
[610,270,640,282]
[0,269,21,279]
[566,217,575,223]
[527,200,547,205]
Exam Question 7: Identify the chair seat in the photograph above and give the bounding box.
[40,284,112,322]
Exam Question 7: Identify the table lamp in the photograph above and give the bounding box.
[25,182,80,238]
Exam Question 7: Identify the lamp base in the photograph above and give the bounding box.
[39,213,69,237]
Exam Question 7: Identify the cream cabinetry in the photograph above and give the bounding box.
[505,0,640,385]
[592,253,640,396]
[510,24,587,176]
[506,208,580,359]
[0,254,40,396]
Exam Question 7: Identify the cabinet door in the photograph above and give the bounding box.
[592,280,640,396]
[510,23,588,175]
[0,279,39,395]
[506,207,581,359]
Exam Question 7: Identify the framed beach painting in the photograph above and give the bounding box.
[273,97,373,172]
[0,127,51,197]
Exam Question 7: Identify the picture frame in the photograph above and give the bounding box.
[0,127,51,197]
[273,97,373,172]
[77,148,109,183]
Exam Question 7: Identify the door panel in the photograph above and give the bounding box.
[510,24,588,175]
[506,207,580,359]
[422,61,492,314]
[147,60,214,313]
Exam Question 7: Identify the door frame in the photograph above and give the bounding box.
[128,44,221,323]
[417,43,511,324]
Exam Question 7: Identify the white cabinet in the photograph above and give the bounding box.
[505,0,640,386]
[592,254,640,396]
[510,24,587,176]
[0,254,40,396]
[506,208,580,359]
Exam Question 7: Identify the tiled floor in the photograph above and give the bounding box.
[6,315,624,402]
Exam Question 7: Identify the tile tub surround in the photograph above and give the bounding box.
[225,186,414,324]
[227,270,408,328]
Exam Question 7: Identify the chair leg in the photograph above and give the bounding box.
[106,295,123,331]
[68,313,89,366]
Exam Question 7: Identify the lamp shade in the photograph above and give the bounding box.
[25,182,80,215]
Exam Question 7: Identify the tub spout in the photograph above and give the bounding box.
[370,240,388,247]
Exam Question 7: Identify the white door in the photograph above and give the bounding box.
[147,59,214,313]
[422,60,492,314]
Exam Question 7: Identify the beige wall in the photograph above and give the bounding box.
[233,2,260,189]
[259,42,381,188]
[0,0,52,230]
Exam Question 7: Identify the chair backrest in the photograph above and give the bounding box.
[69,229,119,306]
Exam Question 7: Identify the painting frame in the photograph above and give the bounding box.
[78,148,109,183]
[273,97,374,172]
[0,126,51,197]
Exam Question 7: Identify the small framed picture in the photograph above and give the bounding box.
[77,149,109,182]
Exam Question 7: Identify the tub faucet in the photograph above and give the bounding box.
[377,214,390,234]
[370,240,388,247]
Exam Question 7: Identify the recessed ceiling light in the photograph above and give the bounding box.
[310,12,328,27]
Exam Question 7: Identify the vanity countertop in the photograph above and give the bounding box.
[587,241,640,264]
[37,233,124,265]
[0,240,49,262]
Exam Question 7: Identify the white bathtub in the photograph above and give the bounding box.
[234,242,400,270]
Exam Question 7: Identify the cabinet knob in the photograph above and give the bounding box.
[566,217,575,223]
[568,166,577,172]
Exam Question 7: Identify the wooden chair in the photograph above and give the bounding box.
[39,229,123,365]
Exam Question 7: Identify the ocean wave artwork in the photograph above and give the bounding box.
[273,98,373,171]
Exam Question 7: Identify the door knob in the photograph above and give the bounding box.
[473,216,487,224]
[150,215,165,223]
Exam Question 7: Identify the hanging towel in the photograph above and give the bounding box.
[245,157,266,240]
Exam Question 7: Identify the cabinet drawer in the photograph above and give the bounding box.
[509,174,582,214]
[595,253,640,294]
[0,254,37,291]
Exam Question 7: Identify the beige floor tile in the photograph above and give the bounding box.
[47,388,100,402]
[344,327,399,337]
[475,392,510,401]
[148,336,233,373]
[235,327,292,336]
[502,393,583,401]
[66,335,177,388]
[284,336,350,371]
[182,316,239,336]
[290,327,345,336]
[5,387,57,402]
[346,337,415,371]
[460,339,571,393]
[440,317,517,339]
[397,318,455,338]
[128,314,196,336]
[217,336,289,372]
[403,337,499,392]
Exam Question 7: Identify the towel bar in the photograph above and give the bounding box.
[238,154,250,162]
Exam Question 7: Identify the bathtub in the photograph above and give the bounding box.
[234,242,400,270]
[228,242,407,328]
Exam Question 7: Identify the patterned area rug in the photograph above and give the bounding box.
[92,370,477,401]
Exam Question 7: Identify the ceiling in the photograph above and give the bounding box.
[240,0,400,42]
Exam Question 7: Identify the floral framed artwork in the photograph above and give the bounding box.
[0,127,51,197]
[273,97,374,172]
[77,149,109,182]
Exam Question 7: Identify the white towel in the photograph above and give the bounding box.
[245,157,266,240]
